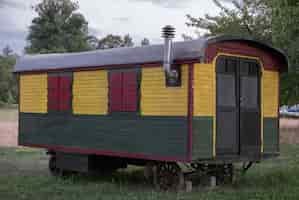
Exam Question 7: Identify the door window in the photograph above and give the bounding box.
[240,62,259,109]
[217,58,237,107]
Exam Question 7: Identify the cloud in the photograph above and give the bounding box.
[88,27,104,37]
[0,0,26,9]
[112,17,130,23]
[219,0,243,5]
[128,0,190,9]
[0,29,27,53]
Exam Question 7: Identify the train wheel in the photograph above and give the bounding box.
[155,162,184,191]
[49,155,60,176]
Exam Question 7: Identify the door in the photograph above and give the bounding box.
[216,56,261,158]
[239,60,261,158]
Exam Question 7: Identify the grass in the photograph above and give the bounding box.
[0,145,299,199]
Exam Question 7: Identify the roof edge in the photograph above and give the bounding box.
[205,35,289,72]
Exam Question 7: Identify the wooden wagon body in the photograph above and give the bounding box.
[15,36,287,172]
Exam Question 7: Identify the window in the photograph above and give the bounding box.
[165,65,182,87]
[217,58,237,107]
[109,71,138,112]
[48,74,72,112]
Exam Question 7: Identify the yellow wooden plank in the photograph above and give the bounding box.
[193,63,214,116]
[20,74,47,113]
[73,70,108,115]
[141,65,188,116]
[262,69,279,117]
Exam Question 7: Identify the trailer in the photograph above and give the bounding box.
[15,26,288,189]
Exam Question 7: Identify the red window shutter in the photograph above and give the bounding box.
[122,71,137,112]
[59,76,72,111]
[109,72,123,112]
[48,76,59,111]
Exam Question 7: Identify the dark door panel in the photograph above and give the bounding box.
[216,56,261,159]
[217,111,238,155]
[239,61,261,159]
[216,57,239,156]
[240,111,261,158]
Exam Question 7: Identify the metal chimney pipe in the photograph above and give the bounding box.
[162,25,175,76]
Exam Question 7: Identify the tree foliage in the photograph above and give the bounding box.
[270,0,299,104]
[26,0,91,54]
[141,38,150,46]
[0,46,18,105]
[186,0,299,105]
[97,34,134,49]
[186,0,272,42]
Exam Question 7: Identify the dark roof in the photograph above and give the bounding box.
[14,35,288,72]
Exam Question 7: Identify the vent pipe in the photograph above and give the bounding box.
[162,25,176,77]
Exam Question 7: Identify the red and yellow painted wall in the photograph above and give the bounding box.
[18,41,283,162]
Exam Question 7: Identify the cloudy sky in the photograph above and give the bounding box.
[0,0,235,54]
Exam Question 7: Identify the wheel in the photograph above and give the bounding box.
[49,155,61,176]
[216,164,233,185]
[155,162,184,191]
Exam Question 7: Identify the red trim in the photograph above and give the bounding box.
[20,143,189,162]
[122,71,138,111]
[16,59,200,75]
[109,72,123,112]
[187,64,194,161]
[48,76,60,111]
[205,42,284,71]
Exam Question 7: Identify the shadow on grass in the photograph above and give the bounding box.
[60,167,155,192]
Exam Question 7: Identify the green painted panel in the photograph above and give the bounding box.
[263,117,279,153]
[19,113,188,159]
[192,116,213,160]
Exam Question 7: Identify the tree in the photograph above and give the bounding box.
[2,45,13,57]
[26,0,91,54]
[141,38,150,46]
[123,34,134,47]
[182,34,193,41]
[186,0,272,43]
[86,35,99,50]
[97,34,134,49]
[270,0,299,105]
[186,0,299,105]
[0,47,18,105]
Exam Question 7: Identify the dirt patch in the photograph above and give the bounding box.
[280,118,299,144]
[0,122,18,147]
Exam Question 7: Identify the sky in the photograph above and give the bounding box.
[0,0,236,54]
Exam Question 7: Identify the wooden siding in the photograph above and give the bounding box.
[19,113,188,161]
[20,74,47,113]
[193,63,215,116]
[263,117,279,153]
[262,69,279,117]
[141,65,188,116]
[73,70,108,115]
[109,71,138,112]
[192,117,213,159]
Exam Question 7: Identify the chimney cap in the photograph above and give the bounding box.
[162,25,175,39]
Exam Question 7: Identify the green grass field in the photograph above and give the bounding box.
[0,145,299,199]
